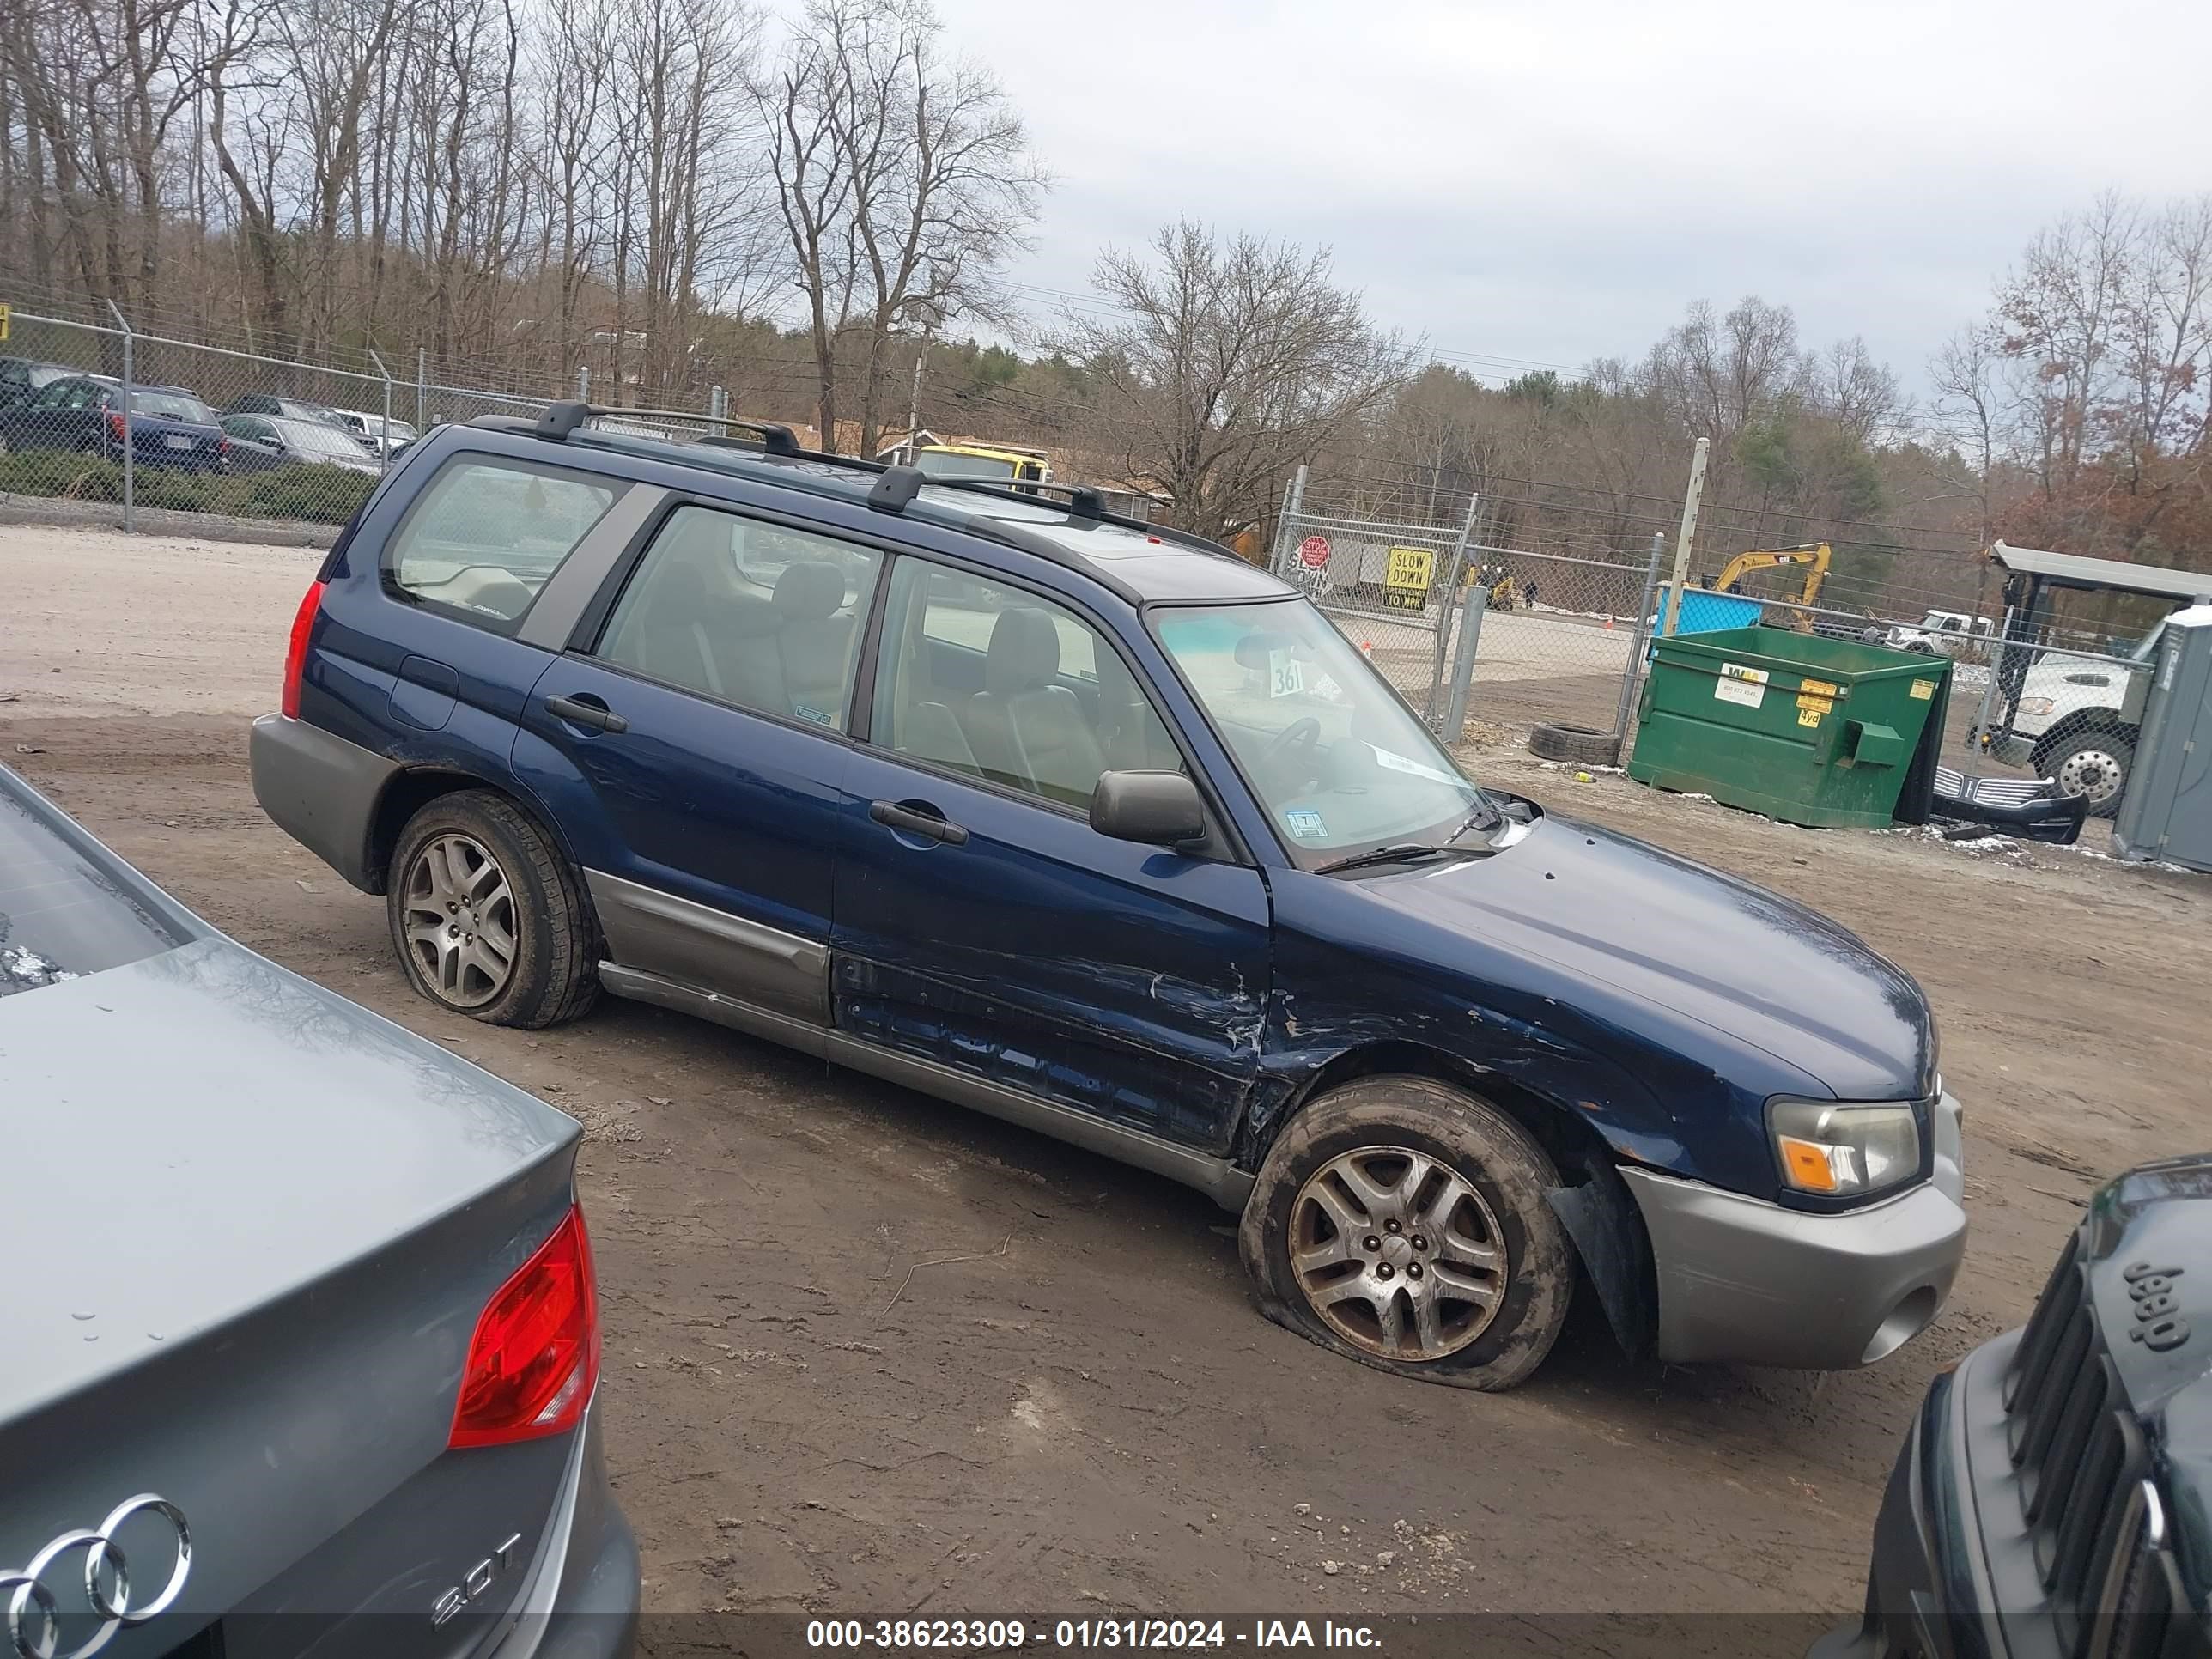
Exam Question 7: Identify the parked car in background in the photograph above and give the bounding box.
[1887,610,1996,658]
[251,404,1966,1393]
[0,375,227,473]
[221,411,386,476]
[1812,1152,2211,1659]
[0,355,82,410]
[335,407,421,455]
[0,763,639,1658]
[224,392,372,446]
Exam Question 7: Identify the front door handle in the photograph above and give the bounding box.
[869,799,969,846]
[544,693,629,734]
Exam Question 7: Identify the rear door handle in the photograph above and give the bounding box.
[544,693,629,734]
[869,799,969,846]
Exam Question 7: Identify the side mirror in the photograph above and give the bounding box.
[1091,770,1206,847]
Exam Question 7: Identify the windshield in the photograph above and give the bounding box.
[1153,599,1496,867]
[1,775,191,996]
[133,391,215,422]
[271,417,372,461]
[915,449,1018,481]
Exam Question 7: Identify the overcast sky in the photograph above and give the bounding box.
[929,0,2210,392]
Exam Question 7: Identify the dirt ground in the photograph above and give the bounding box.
[5,525,2209,1626]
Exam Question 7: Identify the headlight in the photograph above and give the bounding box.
[1769,1099,1920,1198]
[2016,696,2055,716]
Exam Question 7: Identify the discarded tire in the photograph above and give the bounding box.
[1528,723,1622,767]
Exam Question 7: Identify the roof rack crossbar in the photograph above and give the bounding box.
[527,399,803,456]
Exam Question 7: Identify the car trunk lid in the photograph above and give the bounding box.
[0,938,586,1634]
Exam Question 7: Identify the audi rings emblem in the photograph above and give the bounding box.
[0,1496,191,1659]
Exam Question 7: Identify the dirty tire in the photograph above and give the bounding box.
[1528,722,1622,767]
[1239,1076,1573,1391]
[387,788,600,1028]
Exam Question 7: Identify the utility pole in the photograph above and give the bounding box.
[1662,437,1711,636]
[902,338,927,464]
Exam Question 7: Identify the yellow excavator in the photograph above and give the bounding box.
[1711,543,1832,632]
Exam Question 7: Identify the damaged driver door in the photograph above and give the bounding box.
[830,556,1271,1155]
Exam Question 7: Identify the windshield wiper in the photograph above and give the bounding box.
[1314,843,1483,877]
[1443,805,1503,844]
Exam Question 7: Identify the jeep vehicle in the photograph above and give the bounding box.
[1814,1152,2212,1659]
[251,403,1965,1390]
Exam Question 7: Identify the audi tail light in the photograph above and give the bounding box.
[449,1203,599,1449]
[279,580,325,720]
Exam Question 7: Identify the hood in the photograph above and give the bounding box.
[0,935,580,1421]
[1355,814,1934,1101]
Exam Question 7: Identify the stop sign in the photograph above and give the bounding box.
[1297,535,1330,568]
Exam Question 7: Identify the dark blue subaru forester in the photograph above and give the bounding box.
[252,404,1965,1389]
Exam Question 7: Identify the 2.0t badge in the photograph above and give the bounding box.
[1,1494,191,1659]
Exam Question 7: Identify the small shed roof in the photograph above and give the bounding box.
[1990,540,2212,602]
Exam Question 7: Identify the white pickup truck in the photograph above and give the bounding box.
[1887,610,1996,657]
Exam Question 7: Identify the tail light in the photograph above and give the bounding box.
[280,580,325,720]
[449,1203,599,1449]
[108,410,126,441]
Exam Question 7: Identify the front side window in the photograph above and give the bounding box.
[871,559,1182,810]
[1153,599,1494,865]
[386,457,617,630]
[597,504,882,732]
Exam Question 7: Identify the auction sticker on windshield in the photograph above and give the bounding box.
[1284,809,1328,839]
[1267,649,1305,697]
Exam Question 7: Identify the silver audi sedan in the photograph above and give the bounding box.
[0,765,637,1659]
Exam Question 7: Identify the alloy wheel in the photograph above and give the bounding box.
[1289,1145,1508,1361]
[401,833,519,1009]
[2057,748,2124,805]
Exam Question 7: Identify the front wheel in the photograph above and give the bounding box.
[1239,1075,1574,1390]
[2042,730,2134,818]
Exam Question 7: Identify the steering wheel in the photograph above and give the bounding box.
[1260,716,1324,787]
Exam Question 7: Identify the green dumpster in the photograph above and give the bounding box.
[1627,626,1951,829]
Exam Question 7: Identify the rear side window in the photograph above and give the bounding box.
[386,457,619,632]
[595,504,882,732]
[0,780,191,996]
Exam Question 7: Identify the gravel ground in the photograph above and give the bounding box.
[4,523,2206,1633]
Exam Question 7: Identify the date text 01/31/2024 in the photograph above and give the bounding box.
[805,1620,1384,1650]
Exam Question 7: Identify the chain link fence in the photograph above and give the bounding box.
[0,307,594,538]
[1270,470,1668,753]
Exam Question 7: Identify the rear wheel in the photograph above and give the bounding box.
[387,789,599,1027]
[1239,1075,1574,1390]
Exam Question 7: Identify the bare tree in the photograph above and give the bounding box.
[761,0,1042,452]
[1061,219,1408,540]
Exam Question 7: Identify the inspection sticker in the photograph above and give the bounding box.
[1284,808,1329,839]
[1713,662,1769,708]
[1910,678,1937,701]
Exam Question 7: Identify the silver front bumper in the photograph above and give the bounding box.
[1621,1091,1966,1370]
